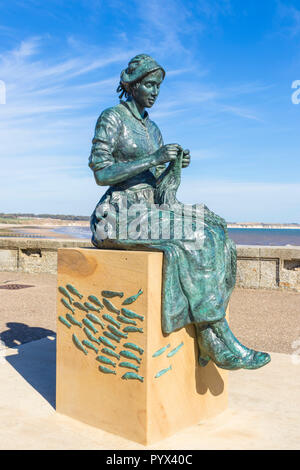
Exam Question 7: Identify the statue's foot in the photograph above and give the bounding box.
[211,318,271,370]
[196,326,244,370]
[239,350,271,369]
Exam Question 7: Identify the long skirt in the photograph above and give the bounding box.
[90,182,236,334]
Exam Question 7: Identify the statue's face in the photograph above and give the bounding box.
[132,69,163,108]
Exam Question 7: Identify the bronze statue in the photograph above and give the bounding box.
[89,54,271,370]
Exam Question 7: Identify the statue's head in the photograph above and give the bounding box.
[117,54,165,108]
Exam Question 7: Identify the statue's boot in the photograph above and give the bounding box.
[195,325,244,370]
[211,318,271,370]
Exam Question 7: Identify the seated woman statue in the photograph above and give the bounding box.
[89,54,271,370]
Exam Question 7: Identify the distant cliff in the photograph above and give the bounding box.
[228,223,300,229]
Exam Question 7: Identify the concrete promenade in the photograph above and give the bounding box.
[0,271,299,449]
[1,340,299,450]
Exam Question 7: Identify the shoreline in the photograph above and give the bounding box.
[1,222,300,242]
[228,225,300,230]
[1,217,300,232]
[0,224,88,239]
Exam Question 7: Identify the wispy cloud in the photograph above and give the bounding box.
[0,37,131,123]
[0,36,134,209]
[127,0,233,61]
[218,104,263,122]
[276,1,300,37]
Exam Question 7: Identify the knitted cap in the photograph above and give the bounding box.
[117,54,165,98]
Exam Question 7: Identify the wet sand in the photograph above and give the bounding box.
[0,223,88,239]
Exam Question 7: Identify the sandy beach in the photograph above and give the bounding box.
[0,220,90,239]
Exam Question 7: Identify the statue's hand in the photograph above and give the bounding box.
[182,149,191,168]
[154,144,182,165]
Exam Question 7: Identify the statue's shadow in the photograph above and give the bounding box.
[185,325,225,396]
[1,323,56,409]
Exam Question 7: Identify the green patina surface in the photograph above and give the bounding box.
[99,365,116,375]
[103,331,121,343]
[155,365,172,378]
[123,342,144,355]
[73,301,89,313]
[121,308,144,322]
[96,355,116,368]
[58,315,72,329]
[117,315,137,326]
[119,361,139,372]
[120,350,141,364]
[58,286,74,304]
[66,313,82,328]
[152,344,170,358]
[86,313,105,329]
[99,336,116,350]
[108,324,128,338]
[122,289,143,305]
[82,339,98,354]
[72,333,88,355]
[121,372,144,383]
[101,347,120,360]
[66,284,82,299]
[88,54,271,370]
[88,295,104,309]
[103,314,121,329]
[167,342,184,358]
[82,318,98,334]
[84,301,101,312]
[102,290,124,298]
[103,298,120,314]
[61,297,75,314]
[83,327,100,344]
[123,326,143,334]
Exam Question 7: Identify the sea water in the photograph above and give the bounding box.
[51,226,300,246]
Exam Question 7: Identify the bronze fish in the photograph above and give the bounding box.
[61,297,75,314]
[82,318,98,334]
[88,295,104,309]
[66,284,83,299]
[73,301,89,313]
[82,339,98,354]
[58,286,74,304]
[121,308,144,321]
[58,316,72,328]
[72,334,88,355]
[122,289,143,305]
[84,301,101,312]
[103,298,120,314]
[121,372,144,382]
[86,313,105,329]
[66,313,82,328]
[102,290,124,298]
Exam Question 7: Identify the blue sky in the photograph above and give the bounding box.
[0,0,299,222]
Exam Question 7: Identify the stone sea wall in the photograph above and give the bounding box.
[0,237,300,292]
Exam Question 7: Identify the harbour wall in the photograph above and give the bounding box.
[0,237,300,292]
